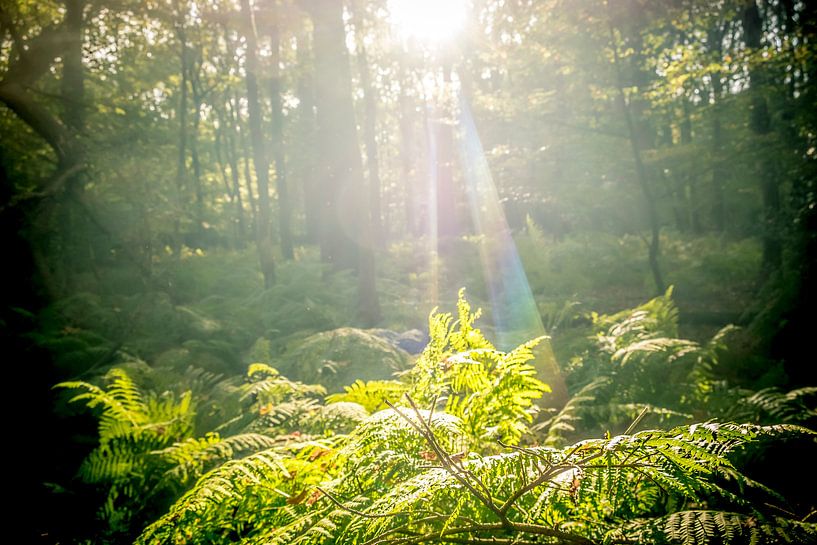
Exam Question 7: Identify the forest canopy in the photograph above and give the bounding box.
[1,0,816,544]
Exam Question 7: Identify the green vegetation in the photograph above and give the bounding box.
[54,292,816,545]
[3,0,816,543]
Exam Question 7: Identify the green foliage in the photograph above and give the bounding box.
[725,387,817,426]
[406,289,550,447]
[613,510,817,545]
[543,290,707,445]
[325,379,408,413]
[273,327,412,390]
[54,292,817,545]
[55,369,196,535]
[138,404,816,545]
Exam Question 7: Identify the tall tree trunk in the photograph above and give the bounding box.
[397,60,417,237]
[308,0,380,324]
[215,117,247,247]
[268,20,293,259]
[62,0,84,133]
[221,24,256,232]
[351,0,384,248]
[742,0,782,273]
[608,21,665,295]
[435,62,458,240]
[173,4,189,257]
[240,0,275,287]
[60,0,87,284]
[217,104,247,246]
[680,98,702,234]
[189,55,205,240]
[708,22,727,233]
[294,33,320,245]
[662,118,690,233]
[228,92,257,229]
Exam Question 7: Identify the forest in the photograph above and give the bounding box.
[2,0,816,543]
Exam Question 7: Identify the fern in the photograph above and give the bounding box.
[727,387,817,425]
[406,289,550,447]
[122,291,817,545]
[610,510,817,544]
[156,432,280,486]
[325,379,408,412]
[242,362,327,404]
[55,368,197,536]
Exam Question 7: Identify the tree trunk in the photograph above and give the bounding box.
[228,92,257,230]
[742,0,782,273]
[608,21,665,295]
[295,33,320,245]
[215,117,247,247]
[308,0,380,324]
[60,0,87,284]
[173,5,188,256]
[435,63,458,240]
[189,54,205,240]
[240,0,275,287]
[217,104,247,246]
[397,60,417,237]
[708,22,727,233]
[268,21,293,260]
[680,98,702,234]
[351,1,384,247]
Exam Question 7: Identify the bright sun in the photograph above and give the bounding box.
[387,0,467,46]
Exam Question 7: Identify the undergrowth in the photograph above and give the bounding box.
[54,290,816,545]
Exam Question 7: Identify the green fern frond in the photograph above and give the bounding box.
[325,379,408,412]
[57,368,148,429]
[610,510,817,544]
[242,363,326,404]
[157,432,280,485]
[729,387,817,424]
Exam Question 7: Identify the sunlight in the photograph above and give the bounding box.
[457,95,567,403]
[387,0,467,46]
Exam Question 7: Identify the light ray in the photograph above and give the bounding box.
[456,95,566,402]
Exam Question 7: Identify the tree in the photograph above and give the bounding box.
[266,11,294,260]
[307,0,380,323]
[240,0,276,287]
[742,0,782,274]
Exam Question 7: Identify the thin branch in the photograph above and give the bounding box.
[316,487,411,519]
[386,397,507,524]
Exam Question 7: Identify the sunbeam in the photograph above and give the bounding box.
[457,96,567,403]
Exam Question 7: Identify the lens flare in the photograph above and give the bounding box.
[456,96,566,403]
[387,0,467,46]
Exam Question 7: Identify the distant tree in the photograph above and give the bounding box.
[239,0,276,287]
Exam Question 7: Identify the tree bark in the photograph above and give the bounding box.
[351,0,384,247]
[189,52,205,239]
[608,21,665,295]
[173,2,189,256]
[217,103,247,246]
[742,0,782,273]
[60,0,88,282]
[708,22,727,233]
[228,91,257,230]
[680,98,702,234]
[435,63,458,240]
[397,60,417,237]
[308,0,380,324]
[240,0,276,287]
[268,20,293,260]
[295,33,320,244]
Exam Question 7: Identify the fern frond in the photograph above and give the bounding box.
[242,364,326,404]
[610,510,817,544]
[325,379,408,412]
